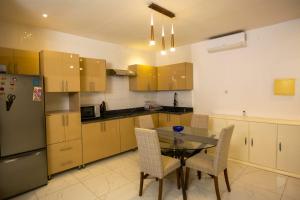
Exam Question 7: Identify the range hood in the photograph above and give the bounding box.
[106,68,136,77]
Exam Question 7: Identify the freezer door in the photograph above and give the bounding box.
[0,149,48,199]
[0,74,46,157]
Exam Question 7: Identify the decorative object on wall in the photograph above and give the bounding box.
[274,79,295,96]
[148,3,176,55]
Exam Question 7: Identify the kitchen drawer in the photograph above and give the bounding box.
[47,139,82,175]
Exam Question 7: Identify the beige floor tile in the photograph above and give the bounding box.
[222,183,281,200]
[10,191,38,200]
[282,177,300,200]
[233,165,287,194]
[38,183,97,200]
[35,173,79,198]
[12,151,299,200]
[82,172,131,197]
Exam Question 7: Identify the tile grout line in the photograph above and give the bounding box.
[280,177,288,200]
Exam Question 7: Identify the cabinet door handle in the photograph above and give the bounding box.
[60,147,72,151]
[244,137,247,145]
[61,160,73,166]
[251,138,253,147]
[14,63,17,74]
[279,142,282,152]
[62,81,65,92]
[66,114,69,126]
[62,115,65,126]
[65,80,68,92]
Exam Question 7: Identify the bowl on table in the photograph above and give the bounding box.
[172,125,184,133]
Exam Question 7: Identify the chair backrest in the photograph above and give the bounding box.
[135,128,163,178]
[137,115,155,129]
[213,125,234,174]
[191,114,209,129]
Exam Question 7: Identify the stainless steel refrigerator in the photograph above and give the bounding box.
[0,74,47,199]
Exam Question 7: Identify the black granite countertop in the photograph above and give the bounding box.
[81,106,193,123]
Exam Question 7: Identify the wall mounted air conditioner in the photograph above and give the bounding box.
[207,32,247,53]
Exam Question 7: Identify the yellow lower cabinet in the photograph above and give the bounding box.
[179,113,192,126]
[158,113,192,127]
[102,120,120,157]
[151,114,159,128]
[82,122,104,164]
[82,119,120,164]
[47,139,82,175]
[120,117,136,152]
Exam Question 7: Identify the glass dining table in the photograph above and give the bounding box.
[156,126,219,164]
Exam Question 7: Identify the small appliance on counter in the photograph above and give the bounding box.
[144,101,162,111]
[100,101,106,114]
[80,104,101,119]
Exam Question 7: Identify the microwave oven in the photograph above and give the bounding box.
[80,105,100,119]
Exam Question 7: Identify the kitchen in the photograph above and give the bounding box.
[0,1,300,200]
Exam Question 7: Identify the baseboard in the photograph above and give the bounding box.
[229,158,300,179]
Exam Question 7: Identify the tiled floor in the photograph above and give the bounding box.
[12,151,300,200]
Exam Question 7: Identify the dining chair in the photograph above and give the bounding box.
[184,125,235,200]
[135,128,186,200]
[136,115,155,129]
[190,114,209,129]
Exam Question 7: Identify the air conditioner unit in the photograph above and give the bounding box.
[207,32,247,53]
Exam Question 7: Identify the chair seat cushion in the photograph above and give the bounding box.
[162,155,181,177]
[185,152,215,175]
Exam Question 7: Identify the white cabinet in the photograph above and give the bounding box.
[277,125,300,174]
[227,120,249,162]
[249,122,277,168]
[208,118,227,138]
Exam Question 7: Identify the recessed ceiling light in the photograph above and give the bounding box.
[42,13,48,18]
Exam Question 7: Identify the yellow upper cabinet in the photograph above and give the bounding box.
[129,64,157,91]
[40,50,80,92]
[80,57,106,92]
[0,47,39,75]
[157,62,193,91]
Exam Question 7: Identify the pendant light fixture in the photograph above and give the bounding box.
[148,3,176,55]
[160,25,166,55]
[170,24,175,52]
[149,14,155,46]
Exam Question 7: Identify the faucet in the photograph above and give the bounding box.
[173,92,178,108]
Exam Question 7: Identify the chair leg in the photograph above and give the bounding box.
[213,176,221,200]
[224,168,231,192]
[185,167,190,190]
[176,169,181,189]
[158,179,163,200]
[180,167,187,200]
[197,171,202,180]
[139,172,144,196]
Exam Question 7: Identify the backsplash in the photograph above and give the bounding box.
[80,76,157,110]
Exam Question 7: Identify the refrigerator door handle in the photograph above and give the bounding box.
[3,158,18,164]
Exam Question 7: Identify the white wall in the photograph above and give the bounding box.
[156,18,300,120]
[0,21,156,110]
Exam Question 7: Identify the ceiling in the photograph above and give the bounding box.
[0,0,300,50]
